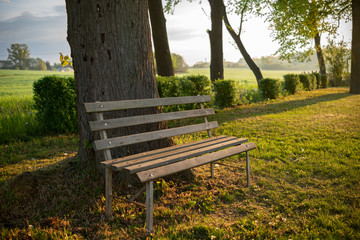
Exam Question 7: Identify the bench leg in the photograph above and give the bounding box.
[210,163,214,178]
[246,151,250,188]
[105,167,113,218]
[146,181,154,232]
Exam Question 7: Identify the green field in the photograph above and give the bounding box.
[0,68,300,98]
[0,87,359,239]
[0,69,74,97]
[183,68,302,85]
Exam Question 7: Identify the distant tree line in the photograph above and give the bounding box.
[0,43,71,71]
[192,54,321,71]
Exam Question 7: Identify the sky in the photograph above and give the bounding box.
[0,0,352,66]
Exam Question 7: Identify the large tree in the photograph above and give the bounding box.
[222,0,263,85]
[65,0,170,168]
[208,0,224,81]
[7,43,30,70]
[351,0,360,93]
[148,0,175,76]
[268,0,342,75]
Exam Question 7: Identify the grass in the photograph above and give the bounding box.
[180,68,302,86]
[1,87,359,239]
[0,69,73,97]
[0,70,74,144]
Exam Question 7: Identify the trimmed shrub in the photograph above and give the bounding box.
[213,80,237,108]
[283,74,301,94]
[258,78,282,99]
[299,74,314,91]
[157,76,180,98]
[186,75,211,96]
[320,74,328,88]
[309,74,317,90]
[33,76,77,134]
[313,72,321,89]
[156,75,211,110]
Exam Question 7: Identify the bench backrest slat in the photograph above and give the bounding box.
[89,108,215,131]
[93,121,218,151]
[85,95,211,113]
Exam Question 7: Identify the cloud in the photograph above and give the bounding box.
[0,0,11,2]
[0,10,69,63]
[0,11,67,42]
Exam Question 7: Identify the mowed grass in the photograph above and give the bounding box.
[1,87,359,239]
[0,69,73,97]
[0,68,296,98]
[181,68,302,86]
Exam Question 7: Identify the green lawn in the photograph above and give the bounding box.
[182,68,302,85]
[1,87,359,239]
[0,69,73,97]
[0,68,300,98]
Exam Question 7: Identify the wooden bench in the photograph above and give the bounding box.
[84,95,256,232]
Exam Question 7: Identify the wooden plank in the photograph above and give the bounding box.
[93,121,219,151]
[110,136,243,170]
[89,108,215,131]
[85,95,211,113]
[136,142,257,182]
[125,138,248,174]
[101,135,235,166]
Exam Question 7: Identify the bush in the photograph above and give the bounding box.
[156,75,211,110]
[258,78,282,99]
[186,75,211,96]
[157,76,180,98]
[320,74,328,88]
[213,80,237,108]
[33,76,77,134]
[299,74,314,91]
[238,84,262,104]
[283,74,301,94]
[313,72,321,89]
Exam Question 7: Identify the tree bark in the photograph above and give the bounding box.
[208,0,224,81]
[351,0,360,94]
[222,2,263,86]
[65,0,171,170]
[148,0,174,76]
[314,33,327,75]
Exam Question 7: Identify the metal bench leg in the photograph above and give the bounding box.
[210,163,214,178]
[146,181,154,232]
[105,167,113,218]
[246,151,250,188]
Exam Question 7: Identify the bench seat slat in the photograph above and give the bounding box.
[101,135,231,166]
[111,137,247,170]
[136,142,257,182]
[85,95,211,113]
[93,121,219,151]
[90,108,215,131]
[124,138,248,174]
[110,137,241,170]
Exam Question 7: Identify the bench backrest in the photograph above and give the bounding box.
[85,95,217,161]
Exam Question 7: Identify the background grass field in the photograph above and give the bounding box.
[0,68,300,98]
[0,70,74,97]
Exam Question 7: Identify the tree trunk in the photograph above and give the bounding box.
[148,0,174,77]
[314,33,327,75]
[351,0,360,94]
[65,0,171,170]
[208,0,224,81]
[222,2,263,86]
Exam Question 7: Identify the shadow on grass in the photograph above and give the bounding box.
[213,92,351,124]
[0,157,102,230]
